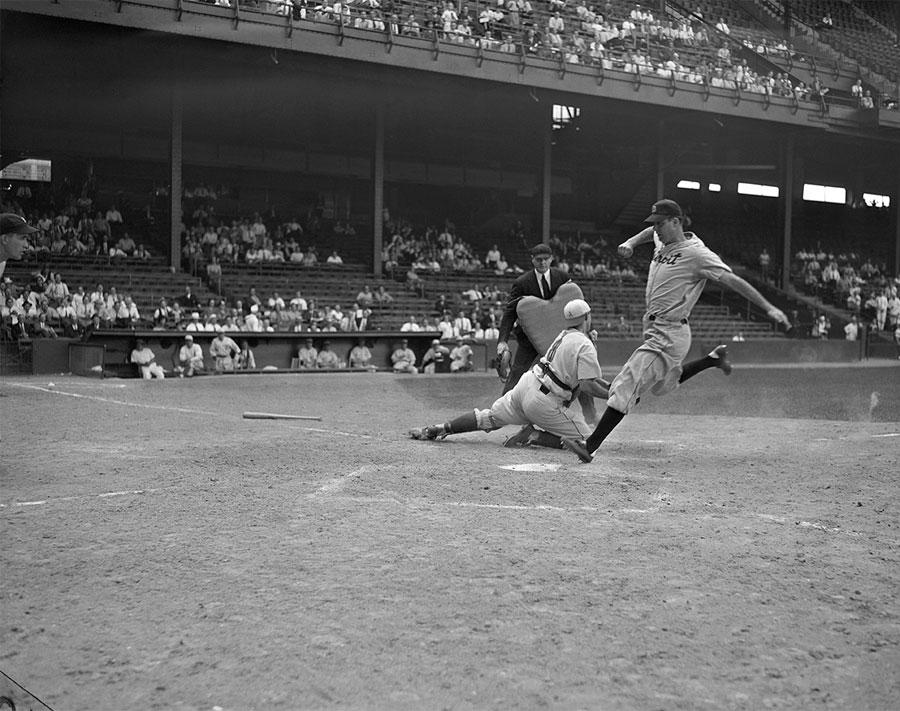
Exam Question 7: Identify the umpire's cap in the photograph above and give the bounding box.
[644,199,690,225]
[0,213,38,236]
[563,299,591,322]
[529,243,553,257]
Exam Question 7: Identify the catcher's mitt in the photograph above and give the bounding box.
[495,348,511,381]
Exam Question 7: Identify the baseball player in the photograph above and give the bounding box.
[0,213,37,278]
[209,330,240,372]
[410,299,609,449]
[497,243,573,393]
[129,339,166,379]
[562,199,791,463]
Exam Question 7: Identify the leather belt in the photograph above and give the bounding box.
[539,382,574,407]
[648,314,688,325]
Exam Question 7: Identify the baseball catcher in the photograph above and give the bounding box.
[410,299,609,449]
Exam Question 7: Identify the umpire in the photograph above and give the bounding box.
[496,243,572,393]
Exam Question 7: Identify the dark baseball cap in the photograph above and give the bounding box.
[0,213,38,236]
[530,243,553,257]
[644,199,684,223]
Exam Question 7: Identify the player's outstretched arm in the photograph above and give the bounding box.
[718,272,791,329]
[617,226,656,259]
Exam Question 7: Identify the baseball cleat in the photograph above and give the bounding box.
[561,437,593,463]
[504,424,536,448]
[409,425,446,441]
[710,344,733,375]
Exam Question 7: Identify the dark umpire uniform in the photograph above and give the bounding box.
[497,243,572,393]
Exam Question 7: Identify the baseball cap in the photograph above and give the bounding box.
[644,199,684,223]
[0,213,38,236]
[530,243,552,257]
[184,334,193,341]
[563,299,591,321]
[431,339,441,346]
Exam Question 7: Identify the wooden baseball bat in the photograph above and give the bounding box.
[242,411,322,421]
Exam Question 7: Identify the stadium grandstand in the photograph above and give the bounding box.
[1,0,898,374]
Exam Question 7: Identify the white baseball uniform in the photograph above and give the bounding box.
[608,232,732,414]
[475,327,603,438]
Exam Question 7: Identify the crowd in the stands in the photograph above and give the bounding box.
[793,245,900,337]
[189,0,869,105]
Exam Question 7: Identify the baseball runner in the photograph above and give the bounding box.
[496,243,574,393]
[410,299,609,449]
[562,199,791,463]
[0,213,37,278]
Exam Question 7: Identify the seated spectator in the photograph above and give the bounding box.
[400,314,422,332]
[134,243,152,261]
[174,334,205,377]
[290,290,308,311]
[861,91,875,110]
[391,338,418,374]
[153,298,173,330]
[348,338,375,369]
[373,285,394,304]
[844,315,860,341]
[116,232,136,256]
[185,311,206,332]
[356,284,375,307]
[316,339,342,368]
[130,338,165,379]
[209,330,240,372]
[421,338,451,374]
[326,250,344,265]
[406,266,426,297]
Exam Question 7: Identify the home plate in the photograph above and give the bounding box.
[498,463,562,472]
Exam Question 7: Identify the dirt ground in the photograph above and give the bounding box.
[1,363,898,711]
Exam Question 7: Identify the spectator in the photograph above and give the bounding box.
[153,298,173,330]
[406,266,426,297]
[296,337,318,368]
[244,304,262,332]
[844,315,860,341]
[290,290,308,311]
[185,311,205,332]
[174,334,205,377]
[861,91,875,110]
[356,284,375,307]
[130,338,166,379]
[316,339,342,368]
[391,338,418,374]
[209,330,240,372]
[374,285,394,305]
[326,250,344,265]
[400,314,422,332]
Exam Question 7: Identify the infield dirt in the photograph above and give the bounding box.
[1,365,898,710]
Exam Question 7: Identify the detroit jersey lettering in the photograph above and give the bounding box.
[645,232,732,322]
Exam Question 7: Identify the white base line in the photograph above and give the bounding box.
[1,488,166,509]
[312,466,371,496]
[7,383,369,438]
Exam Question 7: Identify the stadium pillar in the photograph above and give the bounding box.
[780,134,795,290]
[541,121,551,243]
[656,120,665,199]
[373,101,385,277]
[169,80,183,273]
[894,169,900,278]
